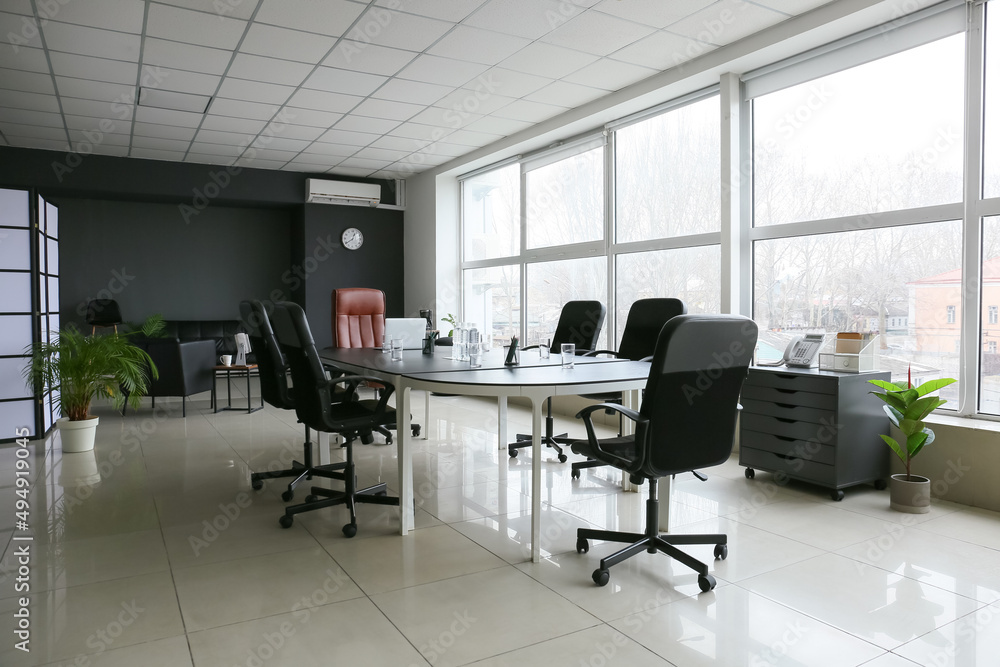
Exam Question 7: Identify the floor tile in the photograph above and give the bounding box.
[916,506,1000,551]
[173,546,363,631]
[860,654,923,667]
[37,635,193,667]
[610,584,885,666]
[371,567,600,667]
[187,597,427,667]
[742,553,983,650]
[729,498,896,551]
[555,490,720,534]
[318,524,506,595]
[893,601,1000,666]
[452,503,597,563]
[469,624,672,665]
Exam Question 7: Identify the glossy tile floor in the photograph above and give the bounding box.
[2,382,1000,666]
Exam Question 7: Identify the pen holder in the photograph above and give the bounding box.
[503,344,519,366]
[422,331,437,355]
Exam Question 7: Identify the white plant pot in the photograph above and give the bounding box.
[58,450,101,486]
[57,416,99,453]
[889,473,931,513]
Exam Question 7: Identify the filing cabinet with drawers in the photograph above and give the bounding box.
[739,366,891,500]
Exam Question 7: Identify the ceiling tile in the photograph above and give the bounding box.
[333,114,401,134]
[264,122,324,140]
[281,161,329,172]
[3,91,60,113]
[464,0,598,40]
[208,97,280,121]
[7,136,70,150]
[316,128,378,146]
[443,128,503,147]
[195,128,250,145]
[336,156,391,170]
[477,67,551,98]
[287,89,361,114]
[0,11,42,49]
[386,121,454,141]
[46,0,145,33]
[491,99,567,123]
[0,108,63,127]
[753,0,830,13]
[244,147,297,162]
[154,0,261,21]
[143,66,220,96]
[281,106,343,127]
[146,3,247,50]
[397,55,487,87]
[302,67,387,97]
[134,105,205,127]
[42,22,142,60]
[69,130,129,146]
[131,147,186,161]
[64,111,130,132]
[542,11,655,56]
[611,30,706,70]
[49,53,137,85]
[0,69,55,95]
[0,45,49,74]
[239,24,336,63]
[254,0,365,36]
[499,42,598,79]
[0,123,67,141]
[56,77,135,103]
[375,0,485,22]
[432,88,516,115]
[350,97,423,122]
[406,105,482,131]
[189,141,241,156]
[525,80,607,107]
[143,38,232,75]
[1,1,32,16]
[227,54,313,87]
[328,166,377,177]
[132,122,198,141]
[593,0,716,29]
[372,79,451,106]
[350,7,452,52]
[234,156,287,169]
[562,58,658,90]
[302,142,358,157]
[422,141,471,158]
[427,26,530,66]
[370,135,419,151]
[139,87,211,113]
[668,0,785,45]
[200,115,267,134]
[132,135,192,151]
[185,151,235,164]
[217,77,295,105]
[323,41,417,76]
[461,115,533,135]
[250,136,311,152]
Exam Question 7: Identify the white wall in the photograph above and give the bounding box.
[403,172,460,326]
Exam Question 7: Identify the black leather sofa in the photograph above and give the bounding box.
[134,320,249,416]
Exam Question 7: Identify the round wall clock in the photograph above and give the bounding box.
[342,227,364,250]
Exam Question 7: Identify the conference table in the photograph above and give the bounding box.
[318,346,651,562]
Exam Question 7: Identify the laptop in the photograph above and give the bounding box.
[384,318,427,350]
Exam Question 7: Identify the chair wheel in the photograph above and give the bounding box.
[385,434,393,445]
[508,448,518,458]
[744,468,755,479]
[279,515,293,529]
[342,523,357,538]
[558,454,568,463]
[576,538,589,554]
[698,574,717,592]
[281,490,294,502]
[412,425,421,437]
[251,478,263,490]
[714,544,728,560]
[874,478,887,490]
[305,495,318,503]
[571,468,580,479]
[831,489,845,501]
[593,569,610,586]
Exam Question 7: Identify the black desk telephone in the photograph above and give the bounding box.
[759,333,824,368]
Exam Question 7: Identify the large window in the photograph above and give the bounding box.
[986,3,999,199]
[753,35,965,226]
[525,146,603,249]
[463,265,519,350]
[525,257,607,348]
[982,217,1000,413]
[463,164,519,262]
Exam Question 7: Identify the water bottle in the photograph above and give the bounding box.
[467,324,479,365]
[454,323,467,361]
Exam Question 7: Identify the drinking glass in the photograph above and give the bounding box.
[561,343,575,368]
[391,338,403,361]
[539,338,550,359]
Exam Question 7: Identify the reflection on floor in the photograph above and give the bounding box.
[2,382,999,666]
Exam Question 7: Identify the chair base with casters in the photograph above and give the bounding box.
[508,398,568,462]
[250,423,348,501]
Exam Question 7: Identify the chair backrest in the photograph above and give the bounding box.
[639,314,758,478]
[551,300,606,353]
[332,288,386,348]
[239,300,294,410]
[86,299,122,326]
[617,298,687,361]
[272,301,337,431]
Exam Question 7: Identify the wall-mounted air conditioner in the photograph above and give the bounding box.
[305,179,381,207]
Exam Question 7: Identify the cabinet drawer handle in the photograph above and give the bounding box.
[775,417,798,424]
[774,435,795,442]
[775,403,797,409]
[774,453,800,461]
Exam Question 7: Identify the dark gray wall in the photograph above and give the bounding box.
[59,199,292,325]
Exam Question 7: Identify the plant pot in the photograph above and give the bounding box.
[889,473,930,513]
[58,450,101,486]
[56,416,99,453]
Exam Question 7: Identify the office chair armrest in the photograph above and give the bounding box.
[520,344,539,351]
[638,355,653,362]
[583,349,619,358]
[574,403,647,469]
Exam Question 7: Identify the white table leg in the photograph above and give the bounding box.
[397,385,414,534]
[423,390,430,439]
[497,397,507,452]
[621,388,639,493]
[530,397,543,563]
[317,430,330,466]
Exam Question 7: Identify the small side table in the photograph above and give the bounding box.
[212,364,263,414]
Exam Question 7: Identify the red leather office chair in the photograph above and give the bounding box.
[332,288,386,348]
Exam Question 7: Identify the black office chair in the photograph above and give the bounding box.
[572,314,757,592]
[567,298,687,479]
[270,301,399,537]
[507,300,606,462]
[86,298,123,335]
[240,300,355,502]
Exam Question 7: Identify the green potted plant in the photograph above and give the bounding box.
[867,373,956,513]
[24,316,164,453]
[441,313,457,338]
